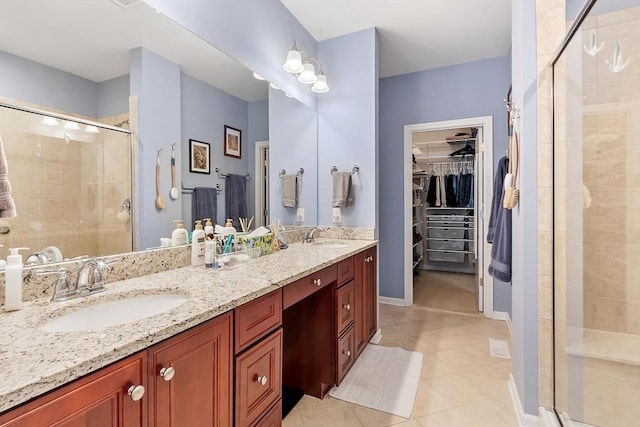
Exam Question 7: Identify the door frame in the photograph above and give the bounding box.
[254,141,269,228]
[403,116,494,317]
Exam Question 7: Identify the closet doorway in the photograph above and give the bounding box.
[403,116,494,317]
[254,141,269,227]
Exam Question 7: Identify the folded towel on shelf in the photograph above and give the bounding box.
[225,174,247,221]
[192,187,217,225]
[281,174,298,208]
[0,134,16,218]
[332,171,352,208]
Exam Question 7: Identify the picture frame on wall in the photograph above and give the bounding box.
[223,125,241,159]
[189,139,210,174]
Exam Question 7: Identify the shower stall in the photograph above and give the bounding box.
[552,0,640,425]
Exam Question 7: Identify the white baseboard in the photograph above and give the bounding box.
[538,407,562,427]
[509,374,539,427]
[370,328,383,344]
[379,296,406,306]
[492,311,513,336]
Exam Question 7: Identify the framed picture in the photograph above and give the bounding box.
[224,125,241,159]
[189,139,210,174]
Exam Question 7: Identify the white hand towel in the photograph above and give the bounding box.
[332,172,352,208]
[281,174,298,208]
[0,134,16,218]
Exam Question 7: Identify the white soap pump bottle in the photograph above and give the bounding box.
[191,220,206,266]
[5,247,29,311]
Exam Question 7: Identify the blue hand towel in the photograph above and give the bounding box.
[225,174,247,221]
[192,187,217,225]
[487,156,512,282]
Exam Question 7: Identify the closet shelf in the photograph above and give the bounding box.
[426,249,475,254]
[428,226,473,231]
[413,138,476,146]
[427,237,474,242]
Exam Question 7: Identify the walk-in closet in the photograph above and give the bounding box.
[410,124,486,315]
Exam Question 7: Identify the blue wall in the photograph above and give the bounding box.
[97,75,130,118]
[130,48,182,250]
[180,73,250,227]
[378,55,511,302]
[247,99,269,220]
[0,50,98,117]
[511,0,539,415]
[317,28,378,228]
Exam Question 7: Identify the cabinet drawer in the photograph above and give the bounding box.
[335,324,355,386]
[235,289,282,354]
[335,280,355,336]
[337,257,354,286]
[283,264,337,309]
[235,329,283,427]
[254,399,282,427]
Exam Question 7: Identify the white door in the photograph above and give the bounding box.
[474,127,485,312]
[254,142,269,227]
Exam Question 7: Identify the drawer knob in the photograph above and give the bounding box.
[342,350,351,357]
[313,278,322,286]
[256,375,268,386]
[343,303,351,310]
[159,366,175,381]
[127,385,145,401]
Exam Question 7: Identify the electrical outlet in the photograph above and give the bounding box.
[332,207,342,223]
[296,208,304,223]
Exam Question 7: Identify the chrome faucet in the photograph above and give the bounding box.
[303,226,326,243]
[36,268,74,302]
[26,252,50,265]
[77,259,114,296]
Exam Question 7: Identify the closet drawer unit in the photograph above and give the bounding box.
[234,289,282,354]
[428,239,465,251]
[428,251,465,263]
[235,329,283,427]
[335,324,355,385]
[427,214,463,222]
[337,257,354,286]
[335,280,355,336]
[428,227,465,239]
[283,264,337,309]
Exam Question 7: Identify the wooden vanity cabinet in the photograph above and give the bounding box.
[148,312,232,427]
[0,352,147,427]
[354,247,378,358]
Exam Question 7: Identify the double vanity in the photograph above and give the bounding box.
[0,238,377,426]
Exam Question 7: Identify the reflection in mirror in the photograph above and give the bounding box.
[0,103,132,263]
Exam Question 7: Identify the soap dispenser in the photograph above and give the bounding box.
[191,220,206,266]
[171,220,188,246]
[5,247,28,311]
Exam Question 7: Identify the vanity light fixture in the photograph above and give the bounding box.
[283,42,330,93]
[64,121,80,130]
[270,82,280,90]
[85,125,100,134]
[41,117,59,126]
[252,72,266,80]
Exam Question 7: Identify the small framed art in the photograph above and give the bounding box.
[189,139,210,174]
[224,125,241,159]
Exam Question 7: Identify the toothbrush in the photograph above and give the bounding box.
[223,235,234,254]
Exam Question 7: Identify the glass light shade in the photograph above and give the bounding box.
[64,121,80,130]
[41,117,59,126]
[85,125,100,134]
[283,49,304,74]
[311,74,330,93]
[252,72,265,80]
[270,82,280,90]
[298,63,317,84]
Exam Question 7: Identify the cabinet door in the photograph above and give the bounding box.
[0,353,146,427]
[254,399,282,427]
[149,313,233,427]
[365,248,378,341]
[235,329,282,427]
[354,247,378,357]
[335,280,355,336]
[335,324,355,385]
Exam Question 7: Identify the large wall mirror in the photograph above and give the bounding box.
[0,0,319,265]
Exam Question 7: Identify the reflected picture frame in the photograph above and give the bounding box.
[189,139,210,174]
[223,125,241,159]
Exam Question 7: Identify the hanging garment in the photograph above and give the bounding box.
[445,174,458,207]
[426,175,437,206]
[435,175,441,207]
[438,175,447,207]
[487,156,512,282]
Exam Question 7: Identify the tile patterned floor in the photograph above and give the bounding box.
[413,271,479,315]
[283,303,517,427]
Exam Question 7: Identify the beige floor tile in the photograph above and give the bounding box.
[293,394,324,409]
[388,421,422,427]
[296,398,363,427]
[413,271,479,315]
[282,409,304,427]
[411,379,460,418]
[349,403,408,427]
[415,407,479,426]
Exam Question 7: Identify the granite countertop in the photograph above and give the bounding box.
[0,239,376,413]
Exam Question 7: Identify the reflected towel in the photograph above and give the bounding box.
[332,172,352,208]
[225,174,247,221]
[281,174,298,208]
[192,187,217,225]
[0,134,16,218]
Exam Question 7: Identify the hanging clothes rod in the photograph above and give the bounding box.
[214,167,251,181]
[181,182,223,193]
[279,168,304,178]
[330,165,360,175]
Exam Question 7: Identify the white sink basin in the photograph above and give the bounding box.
[311,240,349,248]
[39,294,189,333]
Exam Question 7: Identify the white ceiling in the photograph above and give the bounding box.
[0,1,512,105]
[281,0,512,78]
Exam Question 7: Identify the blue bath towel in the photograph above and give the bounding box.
[225,174,247,222]
[487,157,512,282]
[192,187,217,225]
